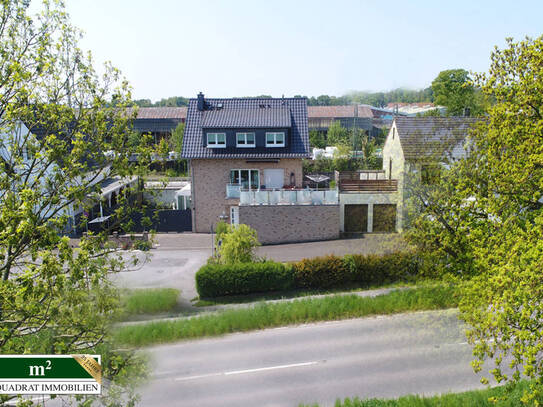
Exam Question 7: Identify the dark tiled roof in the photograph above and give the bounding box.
[202,107,291,128]
[395,117,479,161]
[182,97,310,159]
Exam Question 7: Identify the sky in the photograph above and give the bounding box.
[63,0,543,101]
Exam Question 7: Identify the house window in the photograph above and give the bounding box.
[207,132,226,148]
[230,169,260,190]
[236,132,255,147]
[421,164,441,185]
[266,132,285,147]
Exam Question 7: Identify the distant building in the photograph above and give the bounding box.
[131,107,187,144]
[386,102,445,116]
[307,105,399,138]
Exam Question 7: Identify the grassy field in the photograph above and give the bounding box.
[115,285,458,347]
[301,380,540,407]
[121,288,180,316]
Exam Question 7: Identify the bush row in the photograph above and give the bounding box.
[195,252,419,298]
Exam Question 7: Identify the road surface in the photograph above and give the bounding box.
[139,310,493,407]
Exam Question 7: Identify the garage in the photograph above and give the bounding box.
[373,204,397,232]
[344,204,368,233]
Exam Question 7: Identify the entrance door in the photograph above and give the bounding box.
[263,169,284,189]
[344,204,368,233]
[230,206,239,225]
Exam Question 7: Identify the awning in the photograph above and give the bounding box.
[88,215,111,224]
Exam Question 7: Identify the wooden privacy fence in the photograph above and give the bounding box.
[336,170,398,192]
[339,179,398,192]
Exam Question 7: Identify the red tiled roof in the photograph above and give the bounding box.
[135,107,187,119]
[307,106,356,118]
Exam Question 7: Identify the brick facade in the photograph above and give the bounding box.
[190,158,303,233]
[238,205,340,244]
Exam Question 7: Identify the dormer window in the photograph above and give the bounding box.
[236,132,255,148]
[207,132,226,148]
[266,132,285,147]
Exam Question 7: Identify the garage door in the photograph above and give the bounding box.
[373,204,396,232]
[344,204,368,233]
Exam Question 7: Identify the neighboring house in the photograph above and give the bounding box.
[307,104,400,137]
[386,102,445,116]
[337,116,478,234]
[0,119,138,235]
[182,93,339,244]
[132,107,187,144]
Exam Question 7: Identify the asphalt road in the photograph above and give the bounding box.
[139,310,494,407]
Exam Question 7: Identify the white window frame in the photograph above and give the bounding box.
[265,132,285,147]
[230,169,260,190]
[236,132,255,148]
[207,132,226,148]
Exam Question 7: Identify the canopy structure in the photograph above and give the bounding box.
[88,215,111,224]
[175,183,191,197]
[305,174,330,184]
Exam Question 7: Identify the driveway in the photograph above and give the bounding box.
[111,233,408,303]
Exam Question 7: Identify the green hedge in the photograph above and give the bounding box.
[196,252,419,298]
[196,261,294,298]
[292,252,418,289]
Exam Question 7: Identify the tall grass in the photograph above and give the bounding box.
[301,380,539,406]
[121,288,179,316]
[115,285,457,347]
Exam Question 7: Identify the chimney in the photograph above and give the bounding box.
[463,107,470,117]
[197,92,205,111]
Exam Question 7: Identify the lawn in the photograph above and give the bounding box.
[121,288,180,316]
[300,380,540,407]
[115,285,458,347]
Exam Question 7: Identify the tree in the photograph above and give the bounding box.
[0,1,148,405]
[216,224,260,264]
[407,37,543,402]
[170,122,185,152]
[326,121,350,146]
[309,129,326,148]
[431,69,485,116]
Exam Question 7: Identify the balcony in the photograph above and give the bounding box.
[337,171,398,192]
[239,188,338,206]
[226,184,242,198]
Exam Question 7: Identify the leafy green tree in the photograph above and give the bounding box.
[407,37,543,402]
[309,129,326,148]
[431,69,485,116]
[170,122,185,152]
[216,224,260,264]
[326,121,350,146]
[0,1,149,405]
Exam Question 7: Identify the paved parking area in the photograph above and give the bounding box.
[111,233,408,304]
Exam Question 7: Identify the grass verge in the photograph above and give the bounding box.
[115,285,457,347]
[300,380,540,406]
[121,288,180,316]
[193,281,418,307]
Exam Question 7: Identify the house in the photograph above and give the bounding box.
[337,116,478,234]
[132,107,187,144]
[307,104,399,137]
[386,102,445,116]
[181,93,339,244]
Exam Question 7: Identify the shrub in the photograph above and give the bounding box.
[217,224,260,264]
[292,255,350,289]
[196,261,294,298]
[344,252,418,286]
[293,252,419,290]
